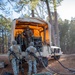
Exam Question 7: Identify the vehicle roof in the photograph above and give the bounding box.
[13,17,48,30]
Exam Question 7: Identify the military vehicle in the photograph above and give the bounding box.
[11,17,63,66]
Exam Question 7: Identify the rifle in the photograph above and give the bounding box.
[26,50,47,68]
[9,49,19,60]
[27,51,42,62]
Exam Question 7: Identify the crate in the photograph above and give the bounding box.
[32,72,53,75]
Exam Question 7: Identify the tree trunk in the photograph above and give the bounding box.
[45,0,56,46]
[53,0,60,47]
[31,10,34,17]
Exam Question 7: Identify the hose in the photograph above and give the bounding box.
[40,54,75,75]
[54,52,75,73]
[38,46,75,75]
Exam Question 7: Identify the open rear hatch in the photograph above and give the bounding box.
[11,17,51,51]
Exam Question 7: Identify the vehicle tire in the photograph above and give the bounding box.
[54,56,60,60]
[37,57,48,67]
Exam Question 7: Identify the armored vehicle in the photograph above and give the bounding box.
[11,17,63,66]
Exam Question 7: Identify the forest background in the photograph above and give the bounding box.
[0,0,75,54]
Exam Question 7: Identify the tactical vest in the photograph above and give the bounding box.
[26,46,36,61]
[9,45,21,60]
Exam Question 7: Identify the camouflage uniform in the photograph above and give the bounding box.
[23,26,33,46]
[8,41,21,75]
[25,42,37,75]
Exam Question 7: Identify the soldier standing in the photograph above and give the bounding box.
[8,40,21,75]
[25,42,37,75]
[23,26,33,47]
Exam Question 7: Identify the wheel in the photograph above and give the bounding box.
[54,56,60,60]
[37,57,48,67]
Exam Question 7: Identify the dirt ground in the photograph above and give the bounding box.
[0,54,75,75]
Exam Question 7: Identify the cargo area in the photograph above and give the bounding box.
[11,18,51,52]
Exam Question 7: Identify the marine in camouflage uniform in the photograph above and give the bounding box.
[25,42,37,75]
[8,40,21,75]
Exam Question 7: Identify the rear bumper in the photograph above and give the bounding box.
[47,52,63,60]
[51,51,63,56]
